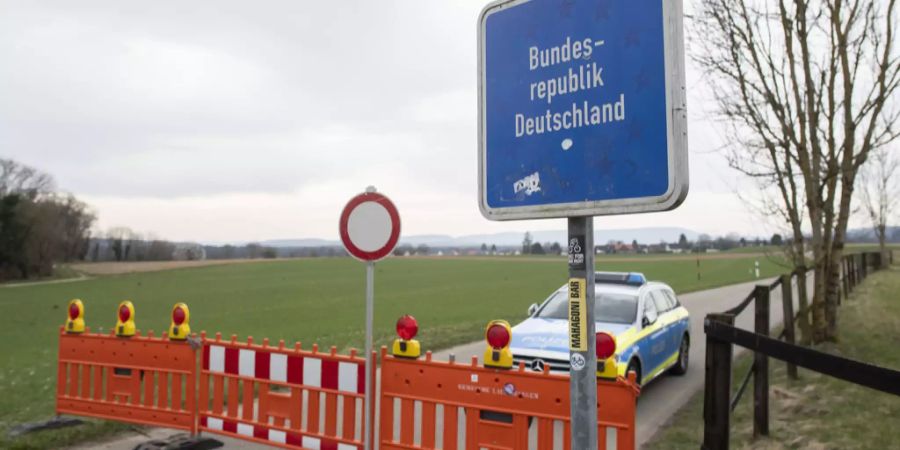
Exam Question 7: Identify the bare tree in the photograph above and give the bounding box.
[0,160,95,280]
[54,194,95,261]
[0,159,54,199]
[245,243,262,259]
[693,0,900,342]
[860,147,898,265]
[106,227,135,262]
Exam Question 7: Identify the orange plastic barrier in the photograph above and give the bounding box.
[379,348,639,450]
[55,303,640,450]
[198,333,374,449]
[56,327,198,433]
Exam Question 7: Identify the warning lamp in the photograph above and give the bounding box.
[65,299,85,333]
[595,331,618,379]
[115,300,136,337]
[483,320,513,369]
[391,315,421,359]
[168,302,191,340]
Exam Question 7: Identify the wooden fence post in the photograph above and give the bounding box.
[780,275,797,380]
[842,257,849,298]
[703,313,735,450]
[753,285,770,438]
[862,253,868,280]
[851,255,858,289]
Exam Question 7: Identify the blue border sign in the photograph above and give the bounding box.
[478,0,688,220]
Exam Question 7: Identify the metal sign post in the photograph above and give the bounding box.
[567,217,598,448]
[339,187,401,450]
[365,261,375,450]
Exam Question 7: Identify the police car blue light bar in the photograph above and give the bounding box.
[593,272,647,286]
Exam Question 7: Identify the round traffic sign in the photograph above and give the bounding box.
[339,189,401,262]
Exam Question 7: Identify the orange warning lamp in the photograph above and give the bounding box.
[168,303,191,340]
[65,299,85,333]
[483,320,513,369]
[595,331,618,379]
[115,300,136,337]
[391,315,421,358]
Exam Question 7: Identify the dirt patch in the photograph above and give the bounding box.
[70,259,273,275]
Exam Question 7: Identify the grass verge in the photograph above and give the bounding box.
[645,265,900,450]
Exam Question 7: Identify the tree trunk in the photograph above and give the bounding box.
[796,268,812,345]
[809,233,828,343]
[824,251,843,342]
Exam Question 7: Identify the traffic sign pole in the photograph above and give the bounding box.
[567,216,598,449]
[365,261,374,450]
[338,187,401,450]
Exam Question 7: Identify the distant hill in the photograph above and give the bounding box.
[436,227,700,247]
[260,238,339,247]
[845,226,900,243]
[259,227,700,248]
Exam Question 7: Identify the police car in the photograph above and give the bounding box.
[511,272,690,386]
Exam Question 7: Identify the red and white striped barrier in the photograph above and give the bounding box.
[198,334,371,450]
[198,416,357,449]
[204,344,365,393]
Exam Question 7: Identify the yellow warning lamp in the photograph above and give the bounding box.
[595,331,619,380]
[115,301,136,337]
[391,315,421,358]
[483,320,513,369]
[65,299,85,333]
[168,302,191,340]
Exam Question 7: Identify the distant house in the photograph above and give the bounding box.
[604,241,636,254]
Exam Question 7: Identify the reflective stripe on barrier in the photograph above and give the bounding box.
[55,327,198,433]
[198,334,372,450]
[378,348,639,450]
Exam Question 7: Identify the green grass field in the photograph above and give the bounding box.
[0,254,786,448]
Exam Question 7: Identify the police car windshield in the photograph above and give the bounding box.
[536,290,638,324]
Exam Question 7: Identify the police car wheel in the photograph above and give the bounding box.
[671,336,689,375]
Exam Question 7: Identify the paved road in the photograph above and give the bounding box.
[70,277,802,449]
[633,277,802,446]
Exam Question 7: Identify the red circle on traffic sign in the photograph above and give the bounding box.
[339,191,401,262]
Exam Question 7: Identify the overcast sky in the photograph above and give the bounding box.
[1,0,793,243]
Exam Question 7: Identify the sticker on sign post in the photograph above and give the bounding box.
[568,278,587,351]
[568,235,586,270]
[570,353,586,372]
